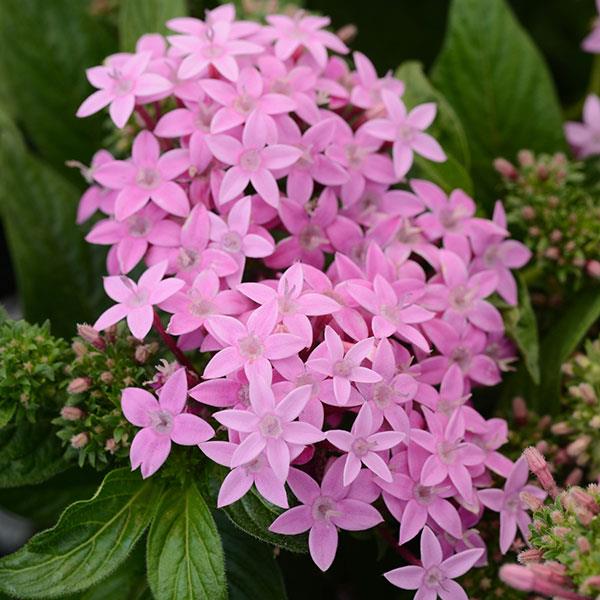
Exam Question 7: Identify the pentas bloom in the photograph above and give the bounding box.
[76,4,536,589]
[565,93,600,158]
[122,368,214,477]
[582,0,600,53]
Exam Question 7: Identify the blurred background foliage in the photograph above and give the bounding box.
[0,0,596,336]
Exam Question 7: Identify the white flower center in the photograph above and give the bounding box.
[238,334,264,360]
[239,149,262,172]
[150,409,174,435]
[258,413,282,438]
[136,167,161,190]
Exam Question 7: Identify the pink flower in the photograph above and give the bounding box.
[200,441,288,508]
[213,373,324,481]
[237,262,341,345]
[202,66,296,134]
[436,250,503,333]
[74,150,117,223]
[77,52,171,128]
[206,111,302,207]
[326,404,405,485]
[582,1,600,53]
[94,130,191,220]
[350,51,404,113]
[282,118,349,204]
[85,204,180,274]
[203,302,307,380]
[363,91,446,179]
[478,456,546,553]
[565,94,600,158]
[384,526,483,598]
[169,20,263,81]
[122,368,214,478]
[265,13,348,68]
[94,260,184,339]
[307,326,381,405]
[269,458,383,571]
[161,269,250,335]
[411,408,485,502]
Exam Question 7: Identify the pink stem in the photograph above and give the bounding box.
[135,105,156,130]
[377,526,421,566]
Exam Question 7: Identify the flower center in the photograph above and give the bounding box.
[150,409,174,435]
[188,296,214,317]
[299,224,324,251]
[372,382,394,408]
[127,215,150,237]
[177,248,199,270]
[130,289,149,307]
[311,496,339,521]
[333,359,353,378]
[233,94,256,115]
[278,294,297,316]
[449,284,476,312]
[397,124,416,142]
[345,143,366,168]
[136,167,161,190]
[437,440,459,464]
[237,384,250,407]
[505,494,521,513]
[380,303,400,324]
[239,149,262,172]
[238,334,264,360]
[202,43,225,59]
[221,231,243,253]
[414,484,435,506]
[423,566,443,589]
[271,79,291,95]
[450,346,471,369]
[351,436,374,457]
[258,413,282,438]
[244,454,265,473]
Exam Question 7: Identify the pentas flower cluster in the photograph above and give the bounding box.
[76,3,535,593]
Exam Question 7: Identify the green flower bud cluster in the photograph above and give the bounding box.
[0,318,70,428]
[525,485,600,597]
[495,150,600,295]
[53,324,161,470]
[552,338,600,481]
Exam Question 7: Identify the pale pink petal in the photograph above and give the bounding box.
[121,387,159,427]
[269,505,313,534]
[158,367,189,414]
[309,520,338,572]
[218,467,254,507]
[171,413,214,444]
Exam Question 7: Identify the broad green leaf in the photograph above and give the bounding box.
[504,276,540,385]
[0,110,107,336]
[119,0,188,51]
[0,421,68,488]
[411,154,473,196]
[224,488,308,554]
[0,468,162,599]
[216,512,287,600]
[147,481,227,600]
[396,60,470,168]
[1,469,102,528]
[431,0,566,209]
[0,403,16,428]
[0,0,115,173]
[538,287,600,414]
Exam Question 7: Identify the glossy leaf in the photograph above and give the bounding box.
[147,481,227,600]
[0,469,161,598]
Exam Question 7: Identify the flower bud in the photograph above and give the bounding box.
[77,323,105,350]
[70,432,89,449]
[577,536,591,553]
[512,396,528,425]
[565,468,583,487]
[523,447,559,497]
[579,383,596,404]
[67,377,91,394]
[521,205,535,220]
[517,548,543,564]
[586,259,600,279]
[493,158,518,180]
[550,421,572,435]
[517,149,535,166]
[100,371,113,384]
[105,438,117,454]
[566,436,591,457]
[60,406,84,421]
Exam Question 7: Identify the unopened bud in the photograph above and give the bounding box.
[105,438,117,454]
[500,564,586,599]
[512,396,528,425]
[547,195,560,208]
[530,561,568,586]
[567,486,600,515]
[521,206,535,220]
[517,548,543,564]
[68,377,91,394]
[60,406,84,421]
[579,383,596,404]
[100,371,113,384]
[551,421,572,435]
[586,260,600,278]
[584,575,600,589]
[135,344,152,363]
[523,447,559,498]
[577,536,591,553]
[565,468,584,487]
[72,340,87,358]
[544,247,560,260]
[517,149,535,166]
[77,323,105,350]
[589,415,600,429]
[70,432,89,449]
[336,23,357,43]
[494,158,518,180]
[566,436,591,458]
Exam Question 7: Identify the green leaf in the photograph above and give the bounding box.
[0,109,107,336]
[431,0,566,208]
[538,287,600,413]
[0,403,16,428]
[0,0,116,172]
[216,512,287,600]
[224,488,308,554]
[0,421,68,488]
[0,468,162,599]
[119,0,188,52]
[411,154,473,196]
[396,60,470,168]
[504,276,540,385]
[147,481,227,600]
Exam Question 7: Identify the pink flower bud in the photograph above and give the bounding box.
[577,536,591,553]
[70,432,89,449]
[60,406,84,421]
[517,548,543,564]
[566,436,591,458]
[499,565,536,591]
[551,421,572,435]
[105,438,117,454]
[565,468,584,487]
[77,323,105,350]
[521,206,535,220]
[100,371,114,384]
[517,149,535,166]
[523,447,559,498]
[494,158,518,179]
[579,383,596,404]
[587,260,600,278]
[512,396,528,425]
[67,377,91,394]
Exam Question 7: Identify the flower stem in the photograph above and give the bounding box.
[135,105,156,130]
[152,310,200,379]
[377,525,421,566]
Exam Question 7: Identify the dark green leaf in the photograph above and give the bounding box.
[0,110,107,336]
[504,276,540,385]
[216,512,287,600]
[0,421,68,488]
[0,468,162,599]
[224,488,308,554]
[538,287,600,413]
[0,0,116,171]
[396,60,470,168]
[119,0,188,51]
[431,0,566,208]
[147,481,227,600]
